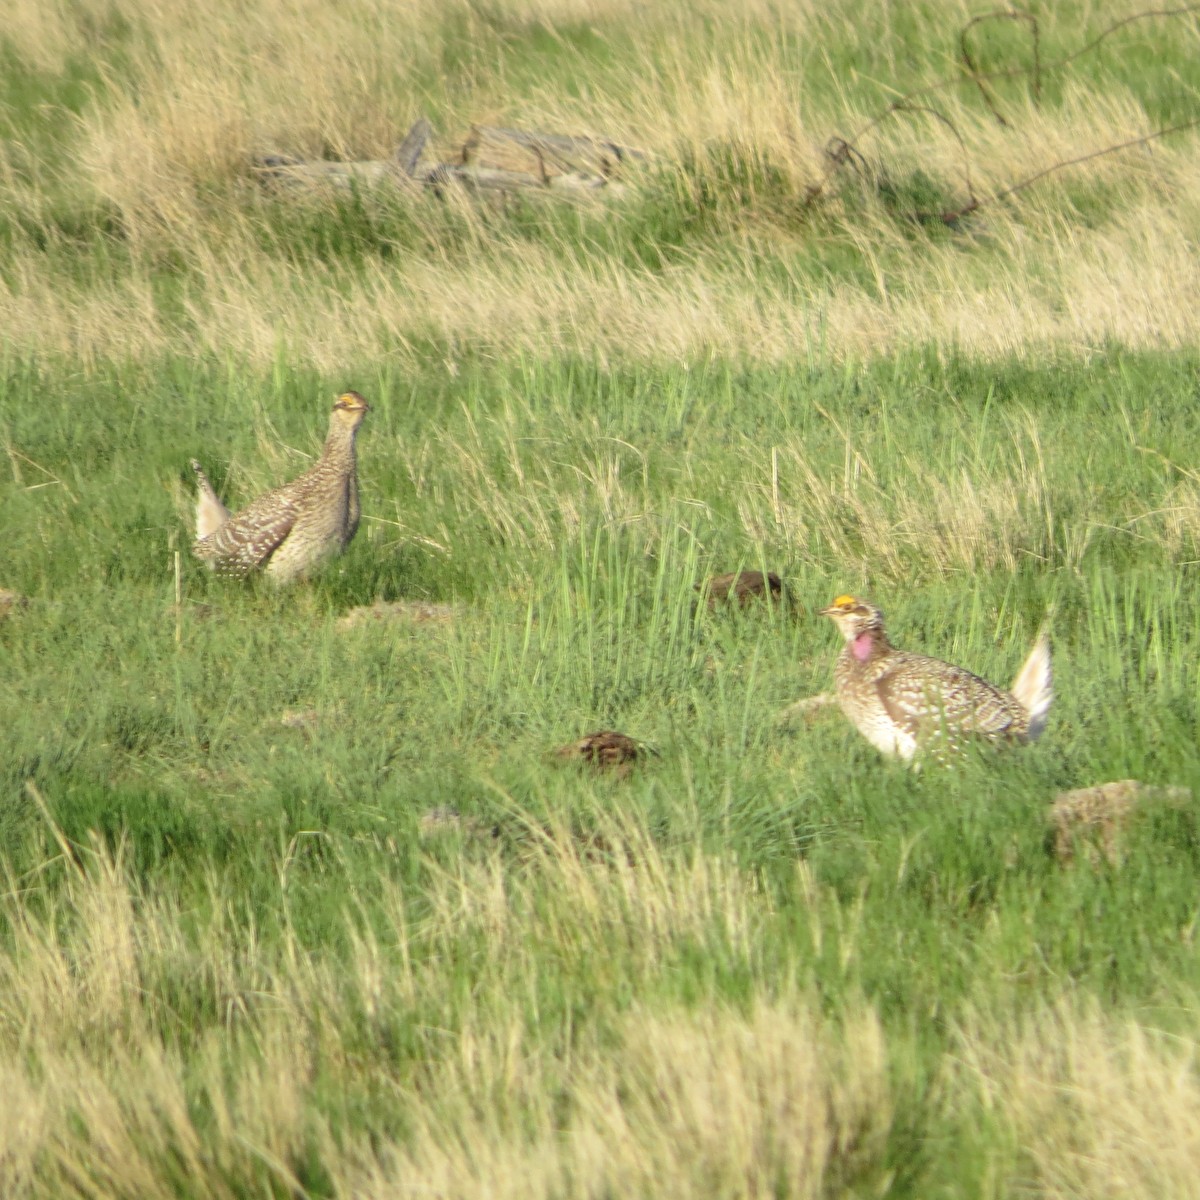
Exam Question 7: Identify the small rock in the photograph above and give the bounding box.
[280,708,321,732]
[1051,780,1192,865]
[418,805,497,839]
[0,588,30,618]
[337,600,456,631]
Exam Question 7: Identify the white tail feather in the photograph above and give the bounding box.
[191,459,231,541]
[1010,627,1053,742]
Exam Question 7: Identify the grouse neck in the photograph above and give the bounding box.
[322,416,360,465]
[850,628,887,662]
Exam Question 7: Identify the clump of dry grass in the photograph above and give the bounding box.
[426,401,659,552]
[4,805,878,1198]
[343,1000,891,1200]
[1145,477,1200,561]
[0,830,319,1198]
[579,1002,890,1198]
[411,805,769,974]
[732,411,1067,581]
[954,1002,1200,1199]
[4,0,1200,367]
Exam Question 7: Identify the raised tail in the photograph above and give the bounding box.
[191,459,231,542]
[1010,625,1053,742]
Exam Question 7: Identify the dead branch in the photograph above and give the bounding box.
[395,116,433,175]
[256,119,641,204]
[425,162,626,199]
[461,125,645,179]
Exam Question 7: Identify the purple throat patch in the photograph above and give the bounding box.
[852,631,874,661]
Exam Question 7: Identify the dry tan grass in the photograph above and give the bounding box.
[412,806,768,973]
[744,417,1058,581]
[720,407,1107,582]
[955,1002,1200,1198]
[9,732,1200,1195]
[425,401,660,551]
[1146,478,1200,561]
[8,193,1200,370]
[2,808,850,1198]
[3,0,1200,366]
[341,1000,891,1200]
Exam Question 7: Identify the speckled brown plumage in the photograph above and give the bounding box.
[553,730,647,775]
[697,570,784,609]
[820,595,1052,761]
[191,392,368,584]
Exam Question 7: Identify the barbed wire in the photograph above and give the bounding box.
[803,4,1200,224]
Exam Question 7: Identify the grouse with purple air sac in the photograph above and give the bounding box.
[820,594,1052,761]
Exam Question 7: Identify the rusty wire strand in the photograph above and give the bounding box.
[804,4,1200,222]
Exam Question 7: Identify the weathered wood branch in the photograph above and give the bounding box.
[254,119,643,204]
[254,158,626,200]
[461,124,645,179]
[395,116,433,175]
[425,162,627,199]
[255,157,412,190]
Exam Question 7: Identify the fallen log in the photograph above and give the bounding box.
[254,119,642,203]
[395,116,433,175]
[254,156,411,190]
[461,124,645,179]
[256,157,626,201]
[424,162,627,199]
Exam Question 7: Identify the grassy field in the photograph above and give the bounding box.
[5,1,1200,1197]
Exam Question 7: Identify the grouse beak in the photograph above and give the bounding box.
[819,594,859,619]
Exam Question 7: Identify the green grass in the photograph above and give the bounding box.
[5,0,1200,1194]
[4,349,1200,1195]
